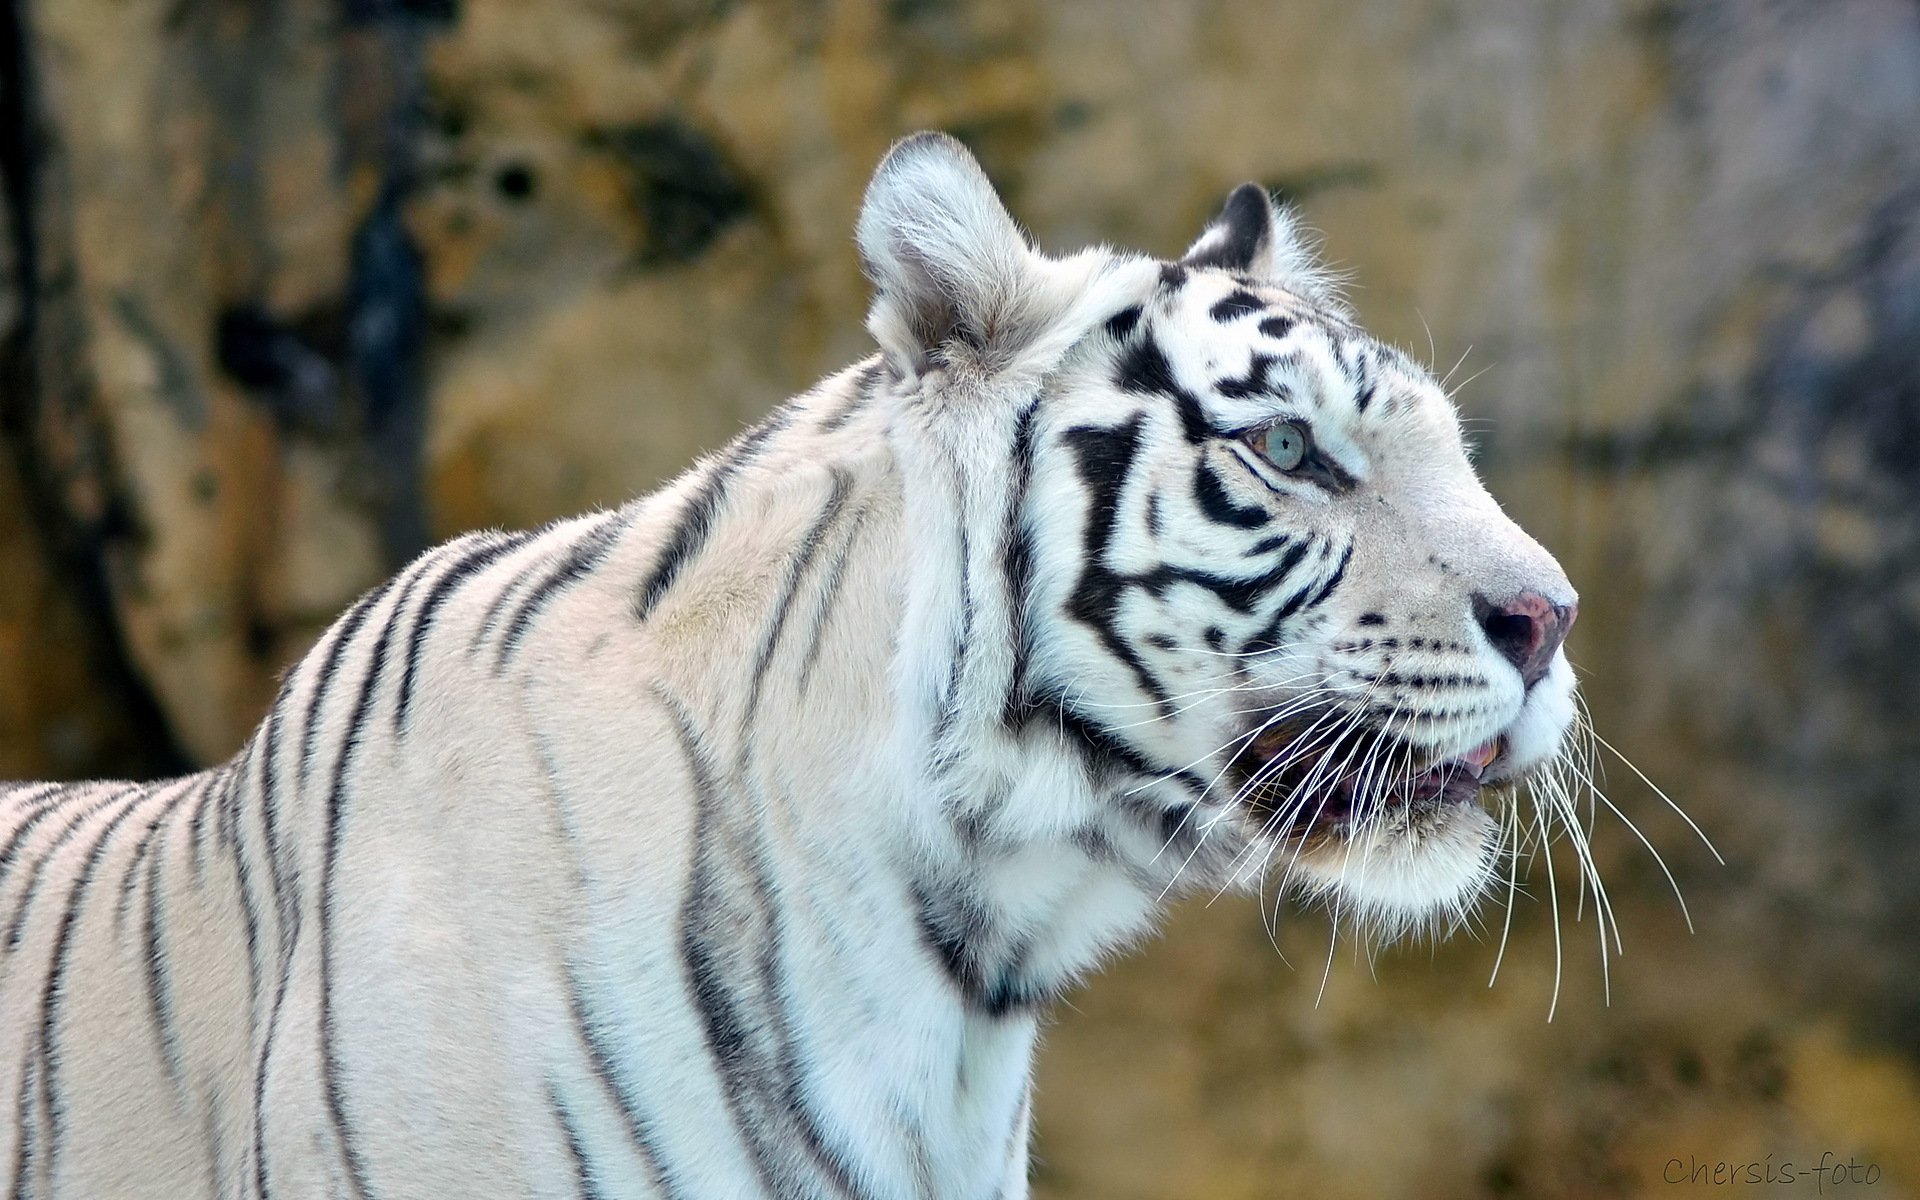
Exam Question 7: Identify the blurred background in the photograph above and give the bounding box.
[1,0,1916,1195]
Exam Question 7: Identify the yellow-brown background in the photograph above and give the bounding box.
[2,1,1916,1196]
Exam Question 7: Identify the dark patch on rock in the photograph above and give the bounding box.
[346,183,431,564]
[593,118,753,267]
[215,304,343,433]
[494,162,537,202]
[341,0,460,24]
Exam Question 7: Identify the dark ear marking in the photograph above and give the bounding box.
[1181,184,1274,272]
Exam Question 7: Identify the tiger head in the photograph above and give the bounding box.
[858,134,1578,937]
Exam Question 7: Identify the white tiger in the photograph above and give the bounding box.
[0,132,1579,1199]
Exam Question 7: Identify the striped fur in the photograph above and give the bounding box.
[0,133,1578,1198]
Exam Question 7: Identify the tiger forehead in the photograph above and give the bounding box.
[1113,267,1435,427]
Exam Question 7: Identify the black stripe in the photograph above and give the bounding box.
[396,530,536,734]
[253,695,299,953]
[548,1080,610,1200]
[114,777,193,932]
[2,784,140,951]
[565,974,689,1200]
[635,411,792,621]
[795,508,869,696]
[316,566,417,1200]
[11,1047,38,1199]
[224,767,267,1032]
[252,947,295,1198]
[1352,349,1376,413]
[1103,305,1142,340]
[496,512,638,668]
[1257,315,1296,340]
[743,471,852,722]
[1296,542,1354,614]
[1115,335,1210,443]
[1240,541,1336,654]
[185,762,222,888]
[298,573,404,785]
[1193,458,1269,529]
[470,556,552,655]
[1133,539,1313,614]
[911,878,1055,1019]
[930,518,974,762]
[1000,399,1041,728]
[34,785,150,1187]
[668,695,786,1196]
[141,789,190,1090]
[666,694,869,1200]
[1215,352,1280,400]
[0,785,71,889]
[818,360,884,433]
[1059,419,1175,716]
[1025,690,1211,797]
[1209,290,1265,322]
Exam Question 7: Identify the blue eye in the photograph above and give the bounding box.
[1256,422,1310,470]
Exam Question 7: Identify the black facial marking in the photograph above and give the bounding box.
[1115,336,1210,443]
[1353,361,1376,413]
[1158,262,1189,290]
[1358,612,1386,626]
[1116,337,1178,397]
[1027,690,1212,798]
[1060,418,1175,715]
[1214,353,1282,401]
[1105,305,1142,340]
[1192,459,1269,529]
[1257,315,1296,340]
[1208,290,1265,323]
[1000,399,1041,729]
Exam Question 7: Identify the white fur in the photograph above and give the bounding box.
[0,134,1578,1198]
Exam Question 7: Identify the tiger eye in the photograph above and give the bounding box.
[1258,422,1309,471]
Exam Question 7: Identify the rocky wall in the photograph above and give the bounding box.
[1,1,1915,1195]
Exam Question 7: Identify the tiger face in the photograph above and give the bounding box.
[860,134,1577,937]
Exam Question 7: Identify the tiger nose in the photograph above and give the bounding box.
[1473,590,1577,689]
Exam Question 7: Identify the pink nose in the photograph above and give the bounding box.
[1474,591,1577,689]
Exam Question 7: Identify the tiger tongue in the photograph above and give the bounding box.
[1460,739,1502,779]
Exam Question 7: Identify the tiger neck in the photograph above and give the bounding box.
[852,378,1182,1020]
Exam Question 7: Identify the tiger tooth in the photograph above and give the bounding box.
[1466,739,1501,770]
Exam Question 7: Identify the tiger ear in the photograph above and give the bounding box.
[856,132,1044,375]
[1180,183,1340,308]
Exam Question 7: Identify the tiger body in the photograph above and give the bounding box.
[0,134,1579,1198]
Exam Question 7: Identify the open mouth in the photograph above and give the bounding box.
[1230,719,1505,837]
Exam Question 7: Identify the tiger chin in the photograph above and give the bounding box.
[0,132,1578,1198]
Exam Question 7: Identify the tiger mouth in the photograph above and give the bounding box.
[1230,721,1505,837]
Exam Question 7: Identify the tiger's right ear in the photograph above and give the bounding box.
[856,133,1044,376]
[1181,183,1344,310]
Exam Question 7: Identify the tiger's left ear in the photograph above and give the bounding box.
[1181,184,1341,308]
[856,132,1048,375]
